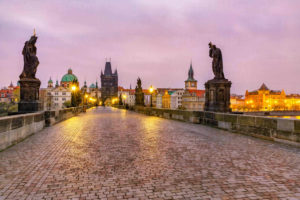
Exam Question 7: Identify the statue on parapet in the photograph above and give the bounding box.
[19,29,39,79]
[209,42,224,79]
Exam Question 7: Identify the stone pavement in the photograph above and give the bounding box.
[0,107,299,200]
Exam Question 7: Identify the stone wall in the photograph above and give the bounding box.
[0,112,44,151]
[114,105,300,146]
[0,106,90,151]
[44,106,87,126]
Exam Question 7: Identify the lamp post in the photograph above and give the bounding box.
[122,94,127,106]
[84,94,88,105]
[149,85,154,107]
[71,85,78,107]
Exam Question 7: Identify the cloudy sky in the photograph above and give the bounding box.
[0,0,300,94]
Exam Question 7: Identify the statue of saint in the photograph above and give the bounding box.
[209,42,224,79]
[19,30,39,79]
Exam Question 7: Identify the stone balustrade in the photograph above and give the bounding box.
[114,105,300,146]
[0,106,90,151]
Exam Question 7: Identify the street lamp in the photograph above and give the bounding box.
[122,94,127,105]
[149,85,154,107]
[71,85,77,91]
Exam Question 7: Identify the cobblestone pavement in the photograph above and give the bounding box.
[0,107,300,200]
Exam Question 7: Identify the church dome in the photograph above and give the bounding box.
[48,77,53,83]
[89,83,96,88]
[61,68,78,82]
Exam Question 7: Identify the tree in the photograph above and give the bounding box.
[119,94,123,105]
[71,80,82,107]
[63,100,72,108]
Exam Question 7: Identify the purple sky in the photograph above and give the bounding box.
[1,0,300,94]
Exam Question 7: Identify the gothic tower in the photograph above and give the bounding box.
[100,61,118,104]
[185,62,197,90]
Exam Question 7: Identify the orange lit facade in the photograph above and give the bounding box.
[162,90,171,109]
[231,83,300,112]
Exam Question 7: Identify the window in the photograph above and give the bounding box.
[55,92,59,95]
[62,92,66,95]
[54,97,58,101]
[62,98,66,101]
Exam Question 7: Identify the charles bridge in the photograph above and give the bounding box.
[0,107,300,199]
[1,33,299,199]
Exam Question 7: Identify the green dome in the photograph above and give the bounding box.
[61,74,78,82]
[61,68,78,82]
[48,78,53,83]
[89,83,96,88]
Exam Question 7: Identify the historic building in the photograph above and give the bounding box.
[101,61,118,104]
[118,86,135,106]
[0,82,20,103]
[170,90,185,109]
[40,77,72,110]
[230,94,244,112]
[231,83,300,112]
[61,68,79,88]
[182,63,205,111]
[185,63,197,90]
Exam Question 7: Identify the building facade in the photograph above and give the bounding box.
[61,68,79,88]
[182,63,205,111]
[0,82,20,103]
[230,83,300,112]
[101,61,118,104]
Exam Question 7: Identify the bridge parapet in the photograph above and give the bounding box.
[0,106,90,151]
[114,105,300,147]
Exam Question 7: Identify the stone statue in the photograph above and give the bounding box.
[209,42,224,79]
[18,30,41,113]
[205,42,231,112]
[135,77,144,106]
[19,33,39,79]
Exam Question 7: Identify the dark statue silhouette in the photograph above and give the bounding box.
[20,35,39,79]
[205,42,231,112]
[18,31,41,113]
[209,42,224,79]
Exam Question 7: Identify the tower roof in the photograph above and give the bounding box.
[104,62,112,75]
[48,77,53,83]
[185,62,197,82]
[259,83,269,91]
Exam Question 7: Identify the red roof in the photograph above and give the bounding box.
[186,89,205,97]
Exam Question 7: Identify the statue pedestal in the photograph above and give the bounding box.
[18,78,41,113]
[204,78,231,112]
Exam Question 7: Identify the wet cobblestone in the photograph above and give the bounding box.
[0,107,300,199]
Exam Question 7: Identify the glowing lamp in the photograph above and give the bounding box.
[149,85,154,93]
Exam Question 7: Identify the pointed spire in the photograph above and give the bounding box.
[96,81,98,89]
[114,68,118,75]
[104,61,113,75]
[48,77,53,83]
[259,83,269,91]
[188,62,194,79]
[130,84,132,90]
[55,80,59,87]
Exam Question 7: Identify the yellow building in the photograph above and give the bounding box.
[244,83,286,111]
[162,90,171,109]
[231,83,300,112]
